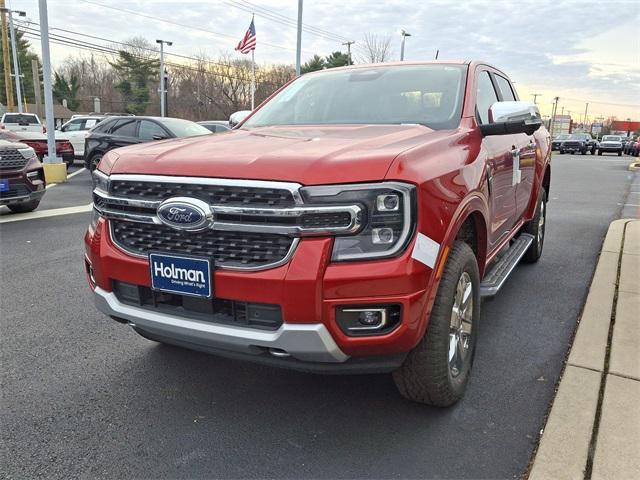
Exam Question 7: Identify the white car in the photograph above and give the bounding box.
[0,113,45,133]
[55,116,105,158]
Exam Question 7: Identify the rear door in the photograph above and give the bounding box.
[107,118,140,150]
[58,118,86,155]
[492,74,537,221]
[476,69,517,248]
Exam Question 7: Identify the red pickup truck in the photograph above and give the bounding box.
[85,61,551,406]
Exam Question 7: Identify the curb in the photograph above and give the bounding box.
[528,219,640,480]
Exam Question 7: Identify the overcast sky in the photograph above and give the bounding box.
[15,0,640,120]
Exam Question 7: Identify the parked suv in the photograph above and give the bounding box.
[559,132,597,155]
[85,61,551,406]
[84,116,211,171]
[0,140,45,212]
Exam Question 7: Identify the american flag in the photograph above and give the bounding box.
[235,18,256,54]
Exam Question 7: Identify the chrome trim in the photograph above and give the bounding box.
[93,287,349,363]
[107,174,305,204]
[93,189,363,236]
[108,220,301,272]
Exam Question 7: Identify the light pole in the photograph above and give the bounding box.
[531,93,541,104]
[156,39,172,117]
[400,30,411,61]
[1,6,25,112]
[295,0,303,76]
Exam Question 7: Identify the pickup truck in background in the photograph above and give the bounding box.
[559,132,598,155]
[0,113,45,134]
[85,61,551,406]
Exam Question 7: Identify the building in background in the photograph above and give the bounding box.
[552,114,572,135]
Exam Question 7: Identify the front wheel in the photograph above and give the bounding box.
[598,150,603,156]
[8,199,40,213]
[618,151,622,157]
[88,153,103,172]
[522,188,547,263]
[393,241,480,406]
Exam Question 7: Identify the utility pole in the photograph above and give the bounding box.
[400,30,411,61]
[1,6,25,112]
[531,93,541,104]
[156,39,172,117]
[0,1,14,111]
[583,102,589,126]
[435,49,439,60]
[342,40,355,65]
[550,96,559,137]
[295,0,303,76]
[31,59,42,118]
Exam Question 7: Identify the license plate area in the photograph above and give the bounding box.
[0,179,9,192]
[149,252,213,298]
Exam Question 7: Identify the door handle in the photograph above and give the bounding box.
[485,164,493,196]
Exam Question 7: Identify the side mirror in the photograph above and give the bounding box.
[229,110,252,129]
[152,134,168,140]
[480,101,543,137]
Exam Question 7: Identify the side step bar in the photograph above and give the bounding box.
[480,234,534,297]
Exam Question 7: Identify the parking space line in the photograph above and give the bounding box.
[46,167,87,189]
[0,203,93,224]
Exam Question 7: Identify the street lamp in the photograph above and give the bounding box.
[156,39,172,117]
[1,7,26,112]
[400,29,411,61]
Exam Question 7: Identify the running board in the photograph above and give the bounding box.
[480,234,534,297]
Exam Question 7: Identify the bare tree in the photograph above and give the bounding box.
[356,33,393,64]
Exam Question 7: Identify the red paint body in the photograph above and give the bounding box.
[85,61,551,358]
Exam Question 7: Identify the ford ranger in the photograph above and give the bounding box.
[85,61,551,406]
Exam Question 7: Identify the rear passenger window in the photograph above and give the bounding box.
[494,75,516,102]
[476,71,498,125]
[110,119,137,137]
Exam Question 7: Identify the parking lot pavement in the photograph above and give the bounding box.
[0,154,637,479]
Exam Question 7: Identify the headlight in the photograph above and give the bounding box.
[92,169,109,192]
[18,147,36,159]
[90,208,102,230]
[301,182,416,261]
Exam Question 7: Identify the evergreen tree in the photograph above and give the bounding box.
[0,30,41,106]
[108,51,159,114]
[52,72,80,110]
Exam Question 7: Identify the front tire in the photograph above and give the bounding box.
[393,241,480,407]
[522,188,547,263]
[8,199,40,213]
[87,153,103,172]
[598,150,603,156]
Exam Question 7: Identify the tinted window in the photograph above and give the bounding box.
[110,119,138,137]
[244,65,467,130]
[476,71,498,125]
[91,118,115,133]
[494,75,516,101]
[138,120,168,140]
[160,118,211,137]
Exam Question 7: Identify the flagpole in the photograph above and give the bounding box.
[250,13,255,110]
[251,48,255,110]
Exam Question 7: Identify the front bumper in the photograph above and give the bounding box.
[0,169,45,206]
[85,217,431,368]
[599,146,622,152]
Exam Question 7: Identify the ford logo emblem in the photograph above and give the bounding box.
[157,197,213,231]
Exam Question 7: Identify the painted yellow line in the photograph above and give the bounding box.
[46,167,87,189]
[0,203,93,224]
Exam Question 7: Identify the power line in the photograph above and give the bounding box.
[76,0,315,55]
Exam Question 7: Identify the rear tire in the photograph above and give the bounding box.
[8,199,40,213]
[393,241,480,407]
[522,188,547,263]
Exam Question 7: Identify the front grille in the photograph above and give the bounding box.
[563,142,583,148]
[301,211,352,228]
[110,180,296,207]
[113,281,282,330]
[0,183,30,199]
[0,149,28,170]
[111,220,295,269]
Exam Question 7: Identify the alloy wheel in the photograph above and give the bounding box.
[448,271,473,378]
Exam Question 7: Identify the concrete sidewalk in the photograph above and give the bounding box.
[529,219,640,480]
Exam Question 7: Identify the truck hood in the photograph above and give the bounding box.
[109,125,444,185]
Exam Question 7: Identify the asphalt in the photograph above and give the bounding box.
[0,153,637,479]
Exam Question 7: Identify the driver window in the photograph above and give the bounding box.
[476,71,498,125]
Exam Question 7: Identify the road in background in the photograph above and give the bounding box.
[1,154,637,479]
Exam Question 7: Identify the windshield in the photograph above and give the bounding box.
[244,64,467,130]
[2,113,40,125]
[160,118,211,137]
[568,134,588,140]
[555,134,570,140]
[602,136,621,141]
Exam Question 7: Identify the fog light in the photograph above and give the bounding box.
[377,194,399,211]
[372,227,394,244]
[336,305,402,336]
